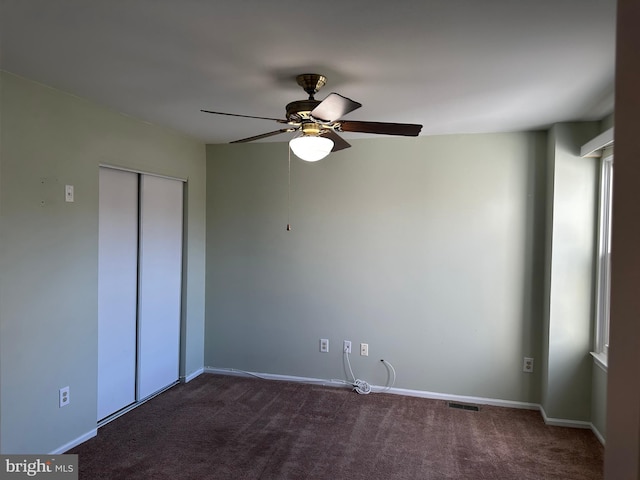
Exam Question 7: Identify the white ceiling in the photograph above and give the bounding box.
[0,0,616,144]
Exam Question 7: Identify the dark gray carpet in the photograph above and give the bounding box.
[71,374,603,479]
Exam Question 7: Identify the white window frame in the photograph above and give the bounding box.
[593,147,613,368]
[582,128,614,371]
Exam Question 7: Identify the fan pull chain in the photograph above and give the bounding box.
[286,145,292,231]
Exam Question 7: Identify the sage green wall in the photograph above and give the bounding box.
[591,363,607,440]
[205,132,547,403]
[541,122,599,422]
[0,72,206,454]
[600,113,615,131]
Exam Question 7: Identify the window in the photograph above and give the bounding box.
[594,146,613,367]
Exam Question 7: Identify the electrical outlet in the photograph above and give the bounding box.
[360,343,369,356]
[59,386,70,407]
[320,338,329,353]
[523,357,534,373]
[65,185,74,202]
[343,340,352,354]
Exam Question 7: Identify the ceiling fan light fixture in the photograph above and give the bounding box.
[201,73,422,151]
[289,135,334,162]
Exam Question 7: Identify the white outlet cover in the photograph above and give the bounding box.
[523,357,534,373]
[59,386,70,407]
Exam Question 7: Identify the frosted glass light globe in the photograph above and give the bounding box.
[289,136,334,162]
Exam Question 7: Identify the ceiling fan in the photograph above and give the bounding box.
[201,74,423,162]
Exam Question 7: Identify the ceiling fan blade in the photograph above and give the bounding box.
[322,130,351,152]
[201,110,288,123]
[310,93,362,123]
[338,120,422,137]
[230,128,294,144]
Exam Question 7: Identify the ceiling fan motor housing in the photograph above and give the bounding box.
[285,99,321,123]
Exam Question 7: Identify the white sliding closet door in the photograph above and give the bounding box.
[137,175,184,400]
[97,168,139,421]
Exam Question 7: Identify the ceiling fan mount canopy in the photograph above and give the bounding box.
[296,73,327,100]
[200,73,422,160]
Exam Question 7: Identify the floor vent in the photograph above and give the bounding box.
[448,402,480,412]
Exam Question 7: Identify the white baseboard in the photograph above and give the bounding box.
[204,367,539,411]
[591,423,606,445]
[50,429,97,454]
[539,405,592,429]
[182,367,204,383]
[204,367,349,389]
[385,386,540,410]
